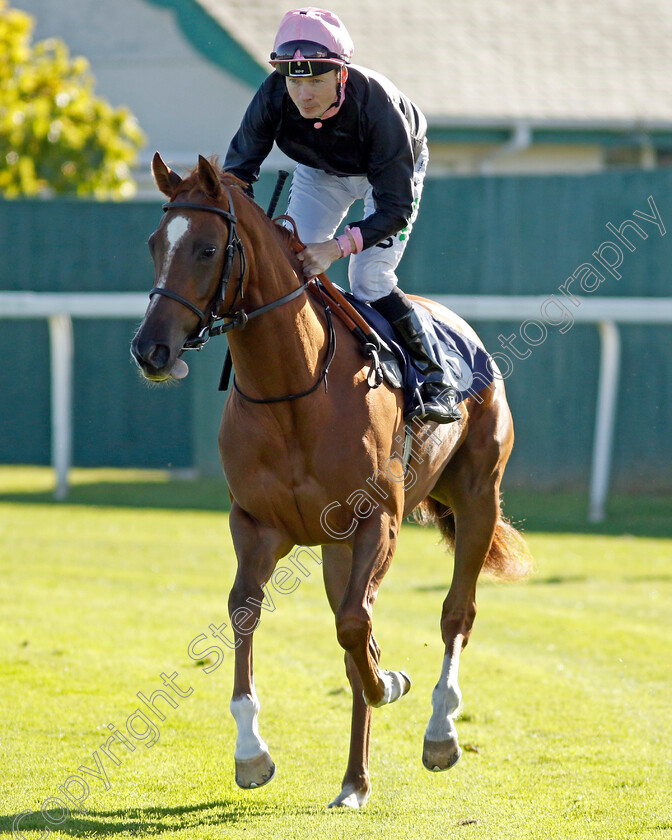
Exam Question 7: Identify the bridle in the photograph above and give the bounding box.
[149,186,248,350]
[147,188,335,402]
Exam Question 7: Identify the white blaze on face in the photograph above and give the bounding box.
[159,215,191,286]
[147,214,191,317]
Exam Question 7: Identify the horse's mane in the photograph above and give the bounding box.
[178,157,300,256]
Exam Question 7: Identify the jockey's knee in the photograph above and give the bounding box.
[349,259,398,303]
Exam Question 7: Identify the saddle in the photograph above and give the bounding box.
[308,276,405,392]
[311,280,495,417]
[220,217,495,416]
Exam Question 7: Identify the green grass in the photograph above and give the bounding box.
[1,467,671,839]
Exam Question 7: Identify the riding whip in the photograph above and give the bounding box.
[266,170,290,218]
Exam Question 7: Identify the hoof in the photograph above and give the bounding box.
[235,751,276,789]
[328,783,371,809]
[422,736,462,772]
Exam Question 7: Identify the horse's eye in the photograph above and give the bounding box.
[202,247,216,258]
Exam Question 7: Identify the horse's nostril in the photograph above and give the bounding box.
[147,343,171,370]
[131,333,174,377]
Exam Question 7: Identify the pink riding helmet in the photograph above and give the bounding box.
[270,7,354,77]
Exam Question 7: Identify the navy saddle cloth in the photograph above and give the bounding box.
[342,290,494,415]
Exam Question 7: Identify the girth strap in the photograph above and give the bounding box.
[219,348,234,392]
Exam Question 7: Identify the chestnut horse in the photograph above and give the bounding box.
[131,154,531,809]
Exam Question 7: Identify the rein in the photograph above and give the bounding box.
[150,192,336,403]
[231,288,337,404]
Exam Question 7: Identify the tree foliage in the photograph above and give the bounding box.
[0,0,145,198]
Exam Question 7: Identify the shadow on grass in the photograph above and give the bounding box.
[500,491,672,539]
[0,478,232,512]
[416,575,592,592]
[409,490,671,540]
[1,798,321,836]
[1,470,670,537]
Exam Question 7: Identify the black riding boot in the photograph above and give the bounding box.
[371,288,462,424]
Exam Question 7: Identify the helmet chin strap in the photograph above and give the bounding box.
[314,66,348,126]
[335,66,347,103]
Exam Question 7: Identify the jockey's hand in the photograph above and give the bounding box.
[297,239,342,278]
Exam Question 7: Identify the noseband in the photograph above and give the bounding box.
[149,187,247,350]
[146,190,334,403]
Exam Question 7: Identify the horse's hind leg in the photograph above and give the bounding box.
[423,453,504,772]
[323,544,373,809]
[227,502,292,789]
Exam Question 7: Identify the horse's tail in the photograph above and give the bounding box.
[413,498,533,581]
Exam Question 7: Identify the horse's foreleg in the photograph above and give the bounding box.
[228,502,291,789]
[335,515,411,710]
[423,490,499,772]
[323,545,372,809]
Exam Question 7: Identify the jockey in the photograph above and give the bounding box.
[225,7,460,423]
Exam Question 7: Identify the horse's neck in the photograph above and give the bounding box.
[227,262,325,403]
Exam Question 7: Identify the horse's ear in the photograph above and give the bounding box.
[198,154,223,200]
[152,152,182,197]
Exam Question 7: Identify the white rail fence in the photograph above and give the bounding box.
[1,292,671,520]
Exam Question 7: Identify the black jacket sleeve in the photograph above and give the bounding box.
[334,70,425,250]
[349,93,418,249]
[224,77,279,184]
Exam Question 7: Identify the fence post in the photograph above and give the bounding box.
[49,314,74,500]
[588,321,621,523]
